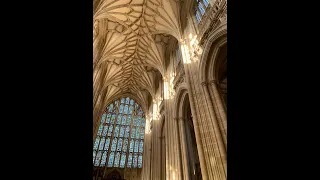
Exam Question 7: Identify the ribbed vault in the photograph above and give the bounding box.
[93,0,181,108]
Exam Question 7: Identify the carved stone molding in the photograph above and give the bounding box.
[199,1,227,46]
[173,75,185,90]
[201,81,208,86]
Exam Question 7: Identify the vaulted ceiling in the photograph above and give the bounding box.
[93,0,182,106]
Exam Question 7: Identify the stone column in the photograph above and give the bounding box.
[208,80,227,144]
[183,63,209,180]
[176,117,191,180]
[201,82,227,179]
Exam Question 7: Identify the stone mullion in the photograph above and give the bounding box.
[201,82,226,180]
[177,117,190,180]
[209,80,227,144]
[183,63,210,180]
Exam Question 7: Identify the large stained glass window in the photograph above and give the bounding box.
[93,97,145,168]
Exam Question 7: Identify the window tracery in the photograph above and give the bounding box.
[93,97,145,168]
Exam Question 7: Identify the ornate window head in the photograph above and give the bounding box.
[93,97,145,168]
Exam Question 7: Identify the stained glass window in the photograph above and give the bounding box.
[111,138,117,151]
[134,140,139,152]
[117,114,122,124]
[122,138,128,152]
[104,137,110,151]
[127,153,133,168]
[131,128,136,138]
[121,116,126,125]
[117,138,123,151]
[198,3,205,15]
[138,155,143,168]
[119,126,124,137]
[129,139,134,152]
[114,152,121,167]
[136,128,140,139]
[132,153,138,168]
[139,141,144,153]
[93,97,145,168]
[120,153,126,168]
[108,152,115,167]
[99,137,105,150]
[101,151,107,166]
[125,126,130,138]
[114,125,119,137]
[194,0,209,24]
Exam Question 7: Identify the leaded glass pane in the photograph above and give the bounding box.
[129,105,133,114]
[117,138,123,151]
[108,104,113,112]
[138,108,143,115]
[138,155,143,168]
[136,128,140,139]
[198,3,205,15]
[203,0,209,7]
[130,99,134,105]
[125,97,130,104]
[120,153,126,168]
[122,138,128,152]
[93,151,96,163]
[95,151,102,166]
[114,152,121,167]
[114,125,120,137]
[121,98,125,103]
[127,153,133,168]
[119,104,123,113]
[93,137,100,150]
[140,128,145,139]
[137,116,141,126]
[121,116,126,125]
[111,138,117,151]
[134,140,139,152]
[133,117,137,126]
[101,113,106,123]
[104,137,110,151]
[108,125,113,136]
[102,125,108,136]
[132,153,138,168]
[129,139,134,152]
[135,103,139,109]
[97,124,103,136]
[196,11,201,23]
[99,137,105,150]
[139,141,144,153]
[106,113,111,123]
[101,151,107,166]
[107,152,115,167]
[111,114,116,124]
[125,126,130,138]
[119,126,124,137]
[131,128,136,138]
[117,114,122,125]
[141,118,145,127]
[127,116,131,125]
[124,105,128,114]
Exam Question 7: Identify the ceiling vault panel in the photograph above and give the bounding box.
[94,0,181,106]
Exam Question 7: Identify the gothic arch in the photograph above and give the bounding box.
[199,24,227,83]
[173,82,188,119]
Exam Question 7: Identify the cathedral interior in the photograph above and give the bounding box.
[93,0,227,179]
